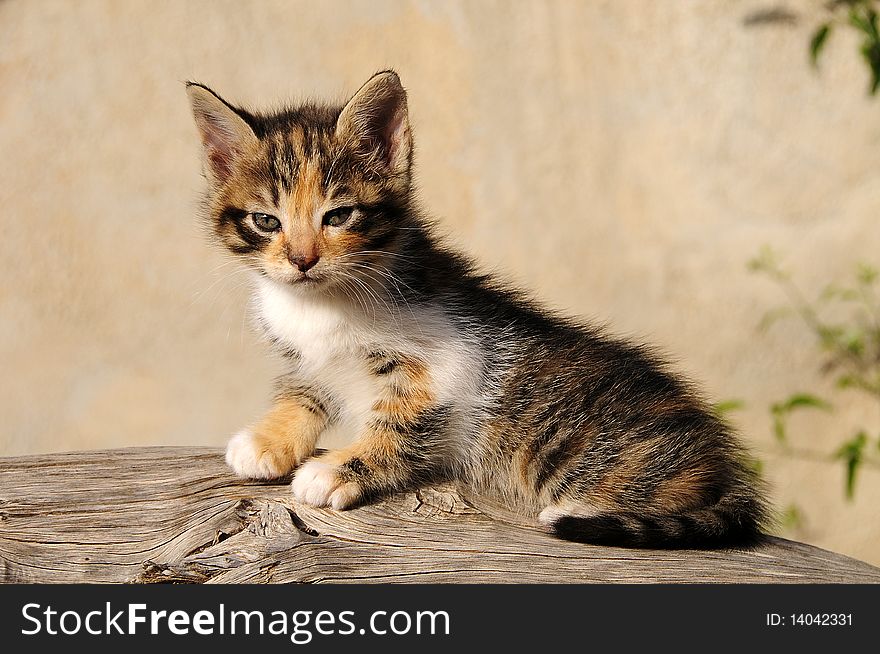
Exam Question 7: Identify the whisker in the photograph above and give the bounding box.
[345,262,422,332]
[344,263,417,327]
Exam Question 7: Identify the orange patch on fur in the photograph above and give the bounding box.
[371,358,433,423]
[324,431,399,469]
[652,469,711,514]
[264,230,289,259]
[321,230,370,260]
[290,157,324,220]
[249,395,327,475]
[586,442,655,509]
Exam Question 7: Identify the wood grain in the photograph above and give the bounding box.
[0,447,877,583]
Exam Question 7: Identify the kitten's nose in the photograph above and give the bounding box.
[289,253,319,273]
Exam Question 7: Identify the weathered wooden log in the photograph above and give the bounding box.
[0,446,877,583]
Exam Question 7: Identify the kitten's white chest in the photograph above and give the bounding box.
[256,278,350,364]
[254,277,379,432]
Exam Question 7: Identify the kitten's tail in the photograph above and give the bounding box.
[546,492,767,549]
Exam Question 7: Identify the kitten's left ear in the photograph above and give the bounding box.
[336,71,412,177]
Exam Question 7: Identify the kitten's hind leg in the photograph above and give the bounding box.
[225,391,327,480]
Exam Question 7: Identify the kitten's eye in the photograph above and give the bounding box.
[251,212,281,232]
[323,206,354,228]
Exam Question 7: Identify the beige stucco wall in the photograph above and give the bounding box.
[2,0,878,565]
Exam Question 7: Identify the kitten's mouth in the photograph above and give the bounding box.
[296,278,318,286]
[266,268,324,288]
[291,272,322,286]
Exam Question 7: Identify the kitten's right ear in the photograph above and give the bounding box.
[186,83,258,183]
[336,71,411,178]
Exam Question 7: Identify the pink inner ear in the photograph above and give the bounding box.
[201,117,238,180]
[383,106,408,168]
[207,149,232,180]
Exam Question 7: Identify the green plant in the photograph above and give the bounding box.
[748,248,880,499]
[810,0,880,94]
[745,1,880,95]
[737,4,880,537]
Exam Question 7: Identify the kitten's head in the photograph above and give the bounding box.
[187,71,414,291]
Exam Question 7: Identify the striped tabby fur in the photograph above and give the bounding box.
[187,71,768,548]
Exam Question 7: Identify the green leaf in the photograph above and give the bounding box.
[745,455,764,475]
[819,284,842,302]
[868,7,880,39]
[772,412,787,443]
[840,376,880,397]
[835,431,868,499]
[856,263,878,286]
[852,7,880,96]
[758,306,794,331]
[831,288,861,302]
[781,503,804,531]
[810,24,832,66]
[817,324,845,349]
[770,393,833,444]
[849,7,876,36]
[747,246,785,277]
[836,373,866,390]
[777,393,833,412]
[713,399,745,416]
[861,38,880,94]
[842,327,866,355]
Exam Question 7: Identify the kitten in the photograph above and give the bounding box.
[187,71,768,548]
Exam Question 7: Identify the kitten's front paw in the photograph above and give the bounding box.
[291,460,363,510]
[225,429,290,480]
